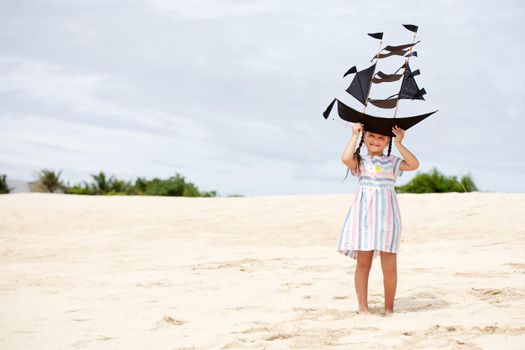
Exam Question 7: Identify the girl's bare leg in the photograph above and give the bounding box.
[355,250,374,313]
[380,251,397,314]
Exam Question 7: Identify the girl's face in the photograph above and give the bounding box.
[364,131,390,154]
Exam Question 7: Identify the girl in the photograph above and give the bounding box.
[336,122,419,316]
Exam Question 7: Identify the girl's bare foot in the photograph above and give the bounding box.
[358,308,370,315]
[384,309,394,316]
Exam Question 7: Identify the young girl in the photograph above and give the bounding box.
[336,122,419,316]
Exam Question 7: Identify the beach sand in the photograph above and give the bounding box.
[1,192,524,349]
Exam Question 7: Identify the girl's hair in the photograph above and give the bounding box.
[342,131,393,182]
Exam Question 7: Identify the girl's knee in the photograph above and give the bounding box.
[380,252,397,272]
[356,261,372,271]
[381,264,397,275]
[356,251,374,269]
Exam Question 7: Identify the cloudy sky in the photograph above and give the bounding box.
[1,0,524,196]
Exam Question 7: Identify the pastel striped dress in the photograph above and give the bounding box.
[336,154,404,260]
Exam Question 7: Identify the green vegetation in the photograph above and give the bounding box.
[0,174,13,194]
[66,171,132,195]
[36,169,68,193]
[65,171,217,197]
[395,167,478,193]
[2,169,222,196]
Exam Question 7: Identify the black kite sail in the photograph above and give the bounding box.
[398,63,426,100]
[345,63,375,105]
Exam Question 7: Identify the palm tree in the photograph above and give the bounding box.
[0,174,13,194]
[108,178,132,194]
[36,169,67,193]
[90,171,114,194]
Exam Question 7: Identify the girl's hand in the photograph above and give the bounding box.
[352,122,364,136]
[392,125,405,143]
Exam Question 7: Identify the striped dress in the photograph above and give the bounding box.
[336,154,404,260]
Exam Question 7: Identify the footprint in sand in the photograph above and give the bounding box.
[394,325,470,348]
[410,267,442,273]
[162,315,185,326]
[252,325,354,348]
[73,318,90,322]
[455,271,509,278]
[468,287,525,307]
[394,294,449,313]
[220,340,249,349]
[225,305,258,311]
[472,324,525,335]
[64,308,83,313]
[151,315,186,330]
[135,281,174,288]
[71,335,117,347]
[279,282,312,292]
[291,264,334,273]
[240,326,272,334]
[265,332,294,341]
[292,307,358,321]
[504,263,525,274]
[190,258,264,273]
[391,323,525,349]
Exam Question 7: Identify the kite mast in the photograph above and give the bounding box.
[392,26,419,119]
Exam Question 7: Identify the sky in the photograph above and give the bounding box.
[1,0,524,196]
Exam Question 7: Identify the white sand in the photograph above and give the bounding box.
[1,192,524,349]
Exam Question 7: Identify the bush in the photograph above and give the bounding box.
[66,182,92,195]
[395,167,478,193]
[134,177,149,195]
[144,173,201,197]
[62,171,219,197]
[182,182,201,197]
[203,190,219,197]
[145,175,184,196]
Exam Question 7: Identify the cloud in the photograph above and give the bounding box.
[147,0,271,19]
[0,56,114,112]
[145,0,337,20]
[0,56,210,140]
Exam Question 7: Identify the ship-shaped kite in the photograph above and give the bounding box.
[323,24,438,136]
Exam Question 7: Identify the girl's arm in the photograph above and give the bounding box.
[392,125,419,171]
[341,123,363,170]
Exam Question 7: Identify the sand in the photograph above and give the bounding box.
[0,192,524,349]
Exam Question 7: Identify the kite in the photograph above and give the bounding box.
[323,24,438,137]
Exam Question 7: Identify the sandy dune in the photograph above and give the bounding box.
[1,192,524,349]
